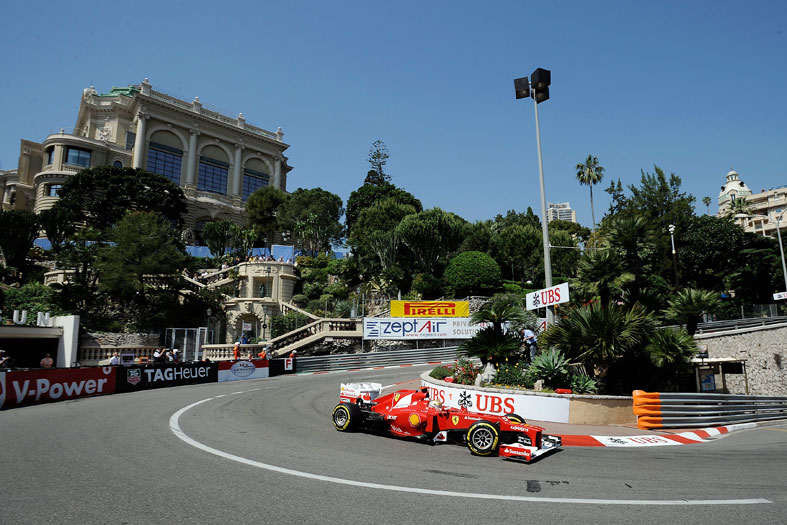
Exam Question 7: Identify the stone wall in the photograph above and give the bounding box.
[80,332,161,348]
[695,324,787,396]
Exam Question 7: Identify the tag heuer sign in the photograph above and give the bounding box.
[126,369,142,385]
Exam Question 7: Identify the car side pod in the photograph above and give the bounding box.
[499,434,562,463]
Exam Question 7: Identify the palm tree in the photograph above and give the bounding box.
[575,155,605,230]
[663,288,721,335]
[574,248,633,306]
[540,301,655,378]
[460,300,527,365]
[725,197,754,218]
[702,196,712,215]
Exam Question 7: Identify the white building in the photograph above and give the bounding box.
[547,202,577,223]
[717,169,787,238]
[1,78,292,242]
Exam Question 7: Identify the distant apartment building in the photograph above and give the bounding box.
[0,78,292,243]
[717,169,787,238]
[547,202,577,223]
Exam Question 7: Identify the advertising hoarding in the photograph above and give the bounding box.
[526,282,570,310]
[115,363,217,393]
[217,359,270,382]
[0,367,116,410]
[363,318,485,340]
[390,301,469,317]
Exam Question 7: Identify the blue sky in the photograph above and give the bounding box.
[2,1,785,227]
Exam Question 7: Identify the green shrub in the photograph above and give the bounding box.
[570,374,599,394]
[270,311,310,338]
[528,349,571,389]
[291,294,308,307]
[492,362,534,389]
[411,273,442,299]
[443,251,502,297]
[324,282,348,299]
[429,365,453,380]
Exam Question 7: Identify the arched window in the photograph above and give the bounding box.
[198,145,229,195]
[147,131,183,185]
[113,160,123,168]
[243,158,271,200]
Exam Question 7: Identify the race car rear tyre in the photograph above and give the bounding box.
[332,402,362,432]
[507,413,526,424]
[466,421,500,456]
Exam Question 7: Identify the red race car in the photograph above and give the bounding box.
[332,382,561,462]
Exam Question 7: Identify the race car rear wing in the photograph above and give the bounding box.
[340,382,383,403]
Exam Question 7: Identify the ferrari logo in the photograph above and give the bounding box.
[394,393,400,403]
[452,416,459,426]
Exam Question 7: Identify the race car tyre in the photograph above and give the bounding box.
[332,402,362,432]
[465,421,500,456]
[507,413,526,424]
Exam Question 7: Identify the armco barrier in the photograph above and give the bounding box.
[294,346,460,374]
[633,390,787,429]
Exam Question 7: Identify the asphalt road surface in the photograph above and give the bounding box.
[1,365,785,524]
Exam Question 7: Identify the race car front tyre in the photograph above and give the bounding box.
[465,421,500,456]
[507,413,526,424]
[332,402,362,432]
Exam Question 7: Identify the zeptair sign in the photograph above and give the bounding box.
[774,291,787,301]
[526,282,569,311]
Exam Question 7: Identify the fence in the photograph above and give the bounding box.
[664,316,787,334]
[293,346,462,374]
[633,390,787,429]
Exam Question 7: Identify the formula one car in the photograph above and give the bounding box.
[332,382,561,462]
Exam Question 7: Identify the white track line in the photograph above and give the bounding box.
[169,395,770,506]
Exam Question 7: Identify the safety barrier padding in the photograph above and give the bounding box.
[632,390,787,429]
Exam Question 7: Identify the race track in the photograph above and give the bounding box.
[1,365,785,524]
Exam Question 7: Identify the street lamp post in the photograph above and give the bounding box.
[515,68,554,324]
[668,224,679,289]
[776,210,787,294]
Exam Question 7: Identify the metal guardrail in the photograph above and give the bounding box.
[294,346,462,374]
[633,390,787,429]
[674,316,787,335]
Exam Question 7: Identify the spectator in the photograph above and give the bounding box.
[165,350,174,362]
[40,353,55,368]
[522,329,538,361]
[172,349,180,363]
[109,352,120,366]
[0,349,11,368]
[153,348,165,363]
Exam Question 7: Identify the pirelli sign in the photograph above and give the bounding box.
[390,300,469,317]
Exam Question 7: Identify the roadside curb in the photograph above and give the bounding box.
[558,422,759,447]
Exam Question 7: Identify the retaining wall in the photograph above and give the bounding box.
[695,324,787,396]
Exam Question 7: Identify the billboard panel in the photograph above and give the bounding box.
[363,317,485,340]
[390,301,469,317]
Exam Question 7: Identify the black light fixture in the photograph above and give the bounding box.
[514,77,530,99]
[513,68,551,103]
[531,68,551,103]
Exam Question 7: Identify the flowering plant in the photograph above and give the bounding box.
[450,358,482,385]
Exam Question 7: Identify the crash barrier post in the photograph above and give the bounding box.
[632,390,787,429]
[294,346,460,374]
